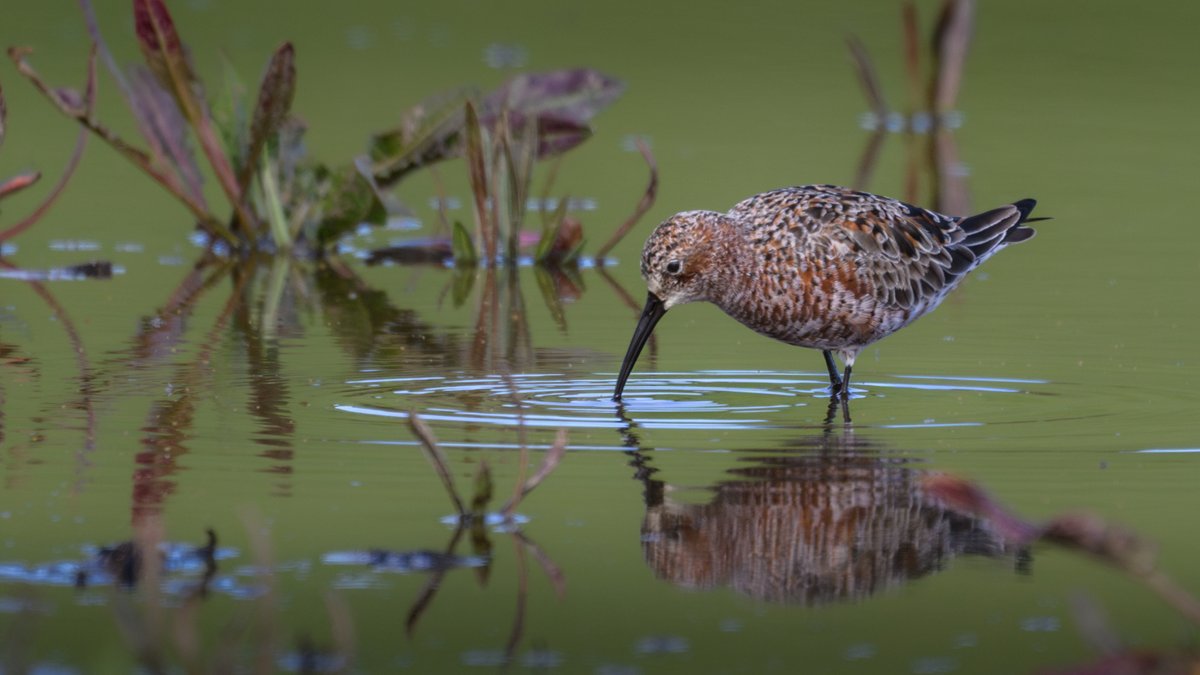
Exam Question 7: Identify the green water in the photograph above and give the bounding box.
[1,0,1198,672]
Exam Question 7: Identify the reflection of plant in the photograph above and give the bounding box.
[405,412,567,661]
[847,0,974,214]
[925,474,1200,673]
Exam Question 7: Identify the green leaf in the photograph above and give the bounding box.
[463,100,494,262]
[470,459,493,515]
[314,160,386,245]
[450,265,476,307]
[535,196,570,263]
[451,220,477,266]
[368,87,474,187]
[211,55,248,167]
[238,42,295,194]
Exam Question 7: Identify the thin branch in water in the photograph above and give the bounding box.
[845,36,888,117]
[0,172,40,201]
[901,1,922,113]
[851,129,886,192]
[7,46,233,242]
[515,530,566,600]
[930,0,974,113]
[406,523,468,637]
[500,429,567,518]
[504,534,529,664]
[502,372,532,514]
[595,139,658,260]
[408,412,467,516]
[0,128,88,241]
[463,100,494,264]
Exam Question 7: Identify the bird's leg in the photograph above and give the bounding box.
[823,396,840,426]
[822,350,842,393]
[840,365,853,401]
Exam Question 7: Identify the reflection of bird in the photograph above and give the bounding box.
[639,451,1012,605]
[613,185,1039,403]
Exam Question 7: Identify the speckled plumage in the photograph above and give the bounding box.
[614,184,1038,402]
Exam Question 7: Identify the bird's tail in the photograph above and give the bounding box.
[960,198,1040,256]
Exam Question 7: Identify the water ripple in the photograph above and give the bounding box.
[336,370,1050,433]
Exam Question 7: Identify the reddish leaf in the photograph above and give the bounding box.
[132,0,255,232]
[921,474,1041,544]
[238,42,296,193]
[1042,513,1156,576]
[128,67,206,206]
[0,172,41,200]
[483,68,624,128]
[133,0,193,91]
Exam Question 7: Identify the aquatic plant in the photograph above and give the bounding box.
[7,0,643,263]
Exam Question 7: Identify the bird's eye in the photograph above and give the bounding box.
[665,260,682,275]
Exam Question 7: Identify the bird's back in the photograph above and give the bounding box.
[719,185,1037,350]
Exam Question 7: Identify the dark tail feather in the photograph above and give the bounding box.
[1003,198,1039,244]
[958,198,1039,257]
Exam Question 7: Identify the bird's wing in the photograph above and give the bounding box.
[729,186,1036,310]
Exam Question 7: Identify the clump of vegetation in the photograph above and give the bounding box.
[7,0,650,263]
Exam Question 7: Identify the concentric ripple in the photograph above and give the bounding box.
[335,370,1051,433]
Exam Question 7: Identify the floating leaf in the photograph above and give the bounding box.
[408,412,466,517]
[239,42,296,194]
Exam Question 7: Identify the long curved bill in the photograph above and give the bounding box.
[612,293,667,401]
